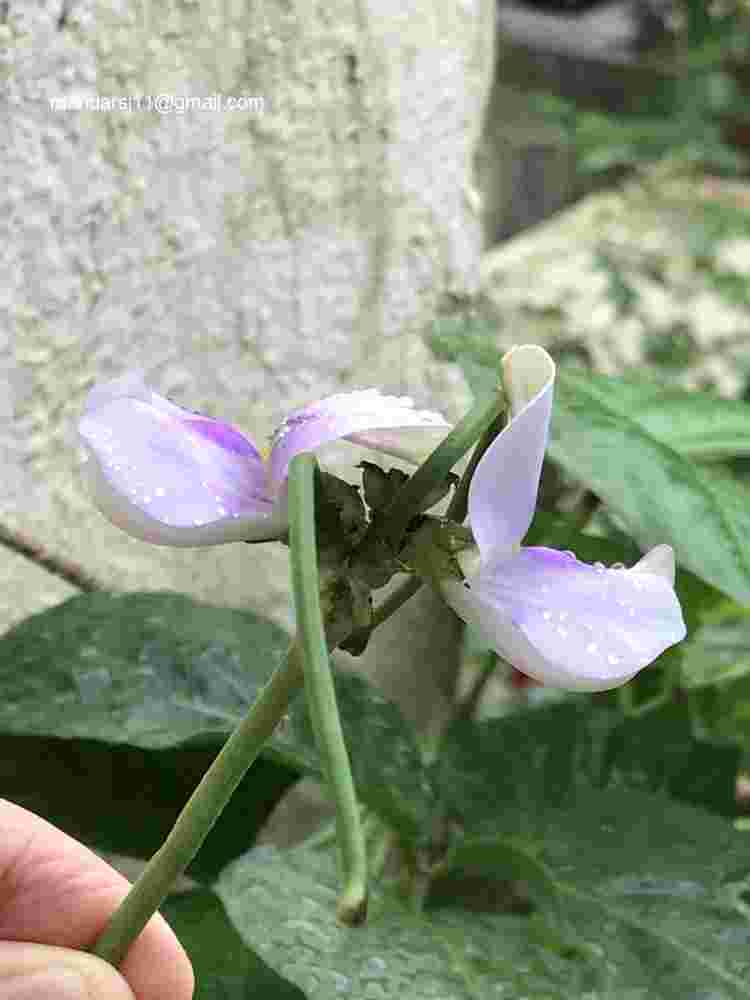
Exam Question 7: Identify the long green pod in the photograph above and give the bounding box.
[287,453,368,925]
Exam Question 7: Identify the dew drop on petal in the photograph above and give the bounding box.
[607,654,620,666]
[587,642,598,654]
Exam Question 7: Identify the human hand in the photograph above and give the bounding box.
[0,800,194,999]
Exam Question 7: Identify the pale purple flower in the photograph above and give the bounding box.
[79,371,449,546]
[440,345,686,691]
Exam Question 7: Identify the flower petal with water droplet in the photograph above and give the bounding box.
[79,388,285,545]
[267,389,450,492]
[442,546,686,691]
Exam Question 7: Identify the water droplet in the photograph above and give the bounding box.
[557,627,568,638]
[362,956,387,978]
[611,562,625,570]
[594,562,605,574]
[155,486,166,496]
[542,610,552,621]
[558,611,568,621]
[607,654,620,665]
[586,642,598,654]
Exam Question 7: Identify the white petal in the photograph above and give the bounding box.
[467,346,555,558]
[441,546,686,691]
[268,388,449,490]
[79,387,285,546]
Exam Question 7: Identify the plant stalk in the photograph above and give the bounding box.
[91,639,307,967]
[288,454,368,925]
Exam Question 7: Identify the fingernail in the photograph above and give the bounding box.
[0,966,88,1000]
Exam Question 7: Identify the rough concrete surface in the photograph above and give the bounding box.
[480,167,750,394]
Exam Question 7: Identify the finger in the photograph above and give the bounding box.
[0,801,193,1000]
[0,942,134,999]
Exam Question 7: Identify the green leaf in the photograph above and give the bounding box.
[218,795,750,1000]
[0,591,291,750]
[681,604,750,690]
[550,372,750,603]
[216,843,564,999]
[288,671,436,845]
[0,592,434,845]
[161,889,306,999]
[558,369,750,461]
[433,700,740,824]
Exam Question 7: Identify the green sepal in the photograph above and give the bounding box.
[360,461,459,516]
[314,470,368,565]
[401,518,475,583]
[359,461,409,512]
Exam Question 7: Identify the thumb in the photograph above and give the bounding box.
[0,943,135,1000]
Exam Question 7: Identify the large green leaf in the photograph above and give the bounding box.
[217,791,750,1000]
[558,369,750,461]
[0,591,291,751]
[161,889,306,999]
[550,372,750,603]
[215,701,746,999]
[0,591,434,845]
[434,700,740,822]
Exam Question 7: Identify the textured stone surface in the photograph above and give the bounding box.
[0,0,489,644]
[480,167,750,394]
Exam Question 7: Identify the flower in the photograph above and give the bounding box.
[440,345,686,691]
[79,371,449,546]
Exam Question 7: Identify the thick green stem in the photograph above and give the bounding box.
[379,391,503,547]
[91,640,307,967]
[288,454,368,925]
[446,412,505,524]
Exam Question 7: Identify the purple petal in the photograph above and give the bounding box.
[442,546,686,691]
[79,384,286,545]
[267,389,450,491]
[467,346,555,558]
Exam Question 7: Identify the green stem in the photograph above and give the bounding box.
[370,575,423,629]
[454,650,498,722]
[288,454,368,925]
[379,391,503,547]
[91,639,307,967]
[445,412,505,524]
[342,575,424,654]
